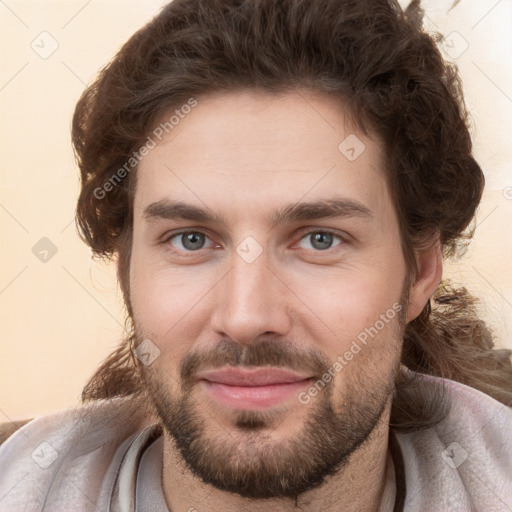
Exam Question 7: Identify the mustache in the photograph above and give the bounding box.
[179,338,331,390]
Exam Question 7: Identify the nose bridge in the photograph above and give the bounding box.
[211,243,290,342]
[230,249,269,304]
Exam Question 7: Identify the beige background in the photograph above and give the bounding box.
[0,0,511,422]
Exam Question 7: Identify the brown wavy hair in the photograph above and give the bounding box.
[73,0,512,432]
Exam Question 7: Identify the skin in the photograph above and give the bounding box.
[129,89,442,511]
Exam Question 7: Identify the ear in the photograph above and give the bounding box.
[406,238,443,323]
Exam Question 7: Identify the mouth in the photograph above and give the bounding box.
[196,367,314,410]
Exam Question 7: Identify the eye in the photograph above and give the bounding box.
[296,230,344,251]
[165,231,217,252]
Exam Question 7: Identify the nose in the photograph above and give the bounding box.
[210,246,292,345]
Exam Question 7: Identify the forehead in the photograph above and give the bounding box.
[134,89,391,221]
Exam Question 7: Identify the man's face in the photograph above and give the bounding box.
[129,89,409,498]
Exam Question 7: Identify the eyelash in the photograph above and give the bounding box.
[160,228,347,255]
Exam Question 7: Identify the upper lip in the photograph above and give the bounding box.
[197,367,313,386]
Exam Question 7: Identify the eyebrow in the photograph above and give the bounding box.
[142,197,373,229]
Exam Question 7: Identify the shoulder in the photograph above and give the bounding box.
[0,396,155,511]
[394,370,512,511]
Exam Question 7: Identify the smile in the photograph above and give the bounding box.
[197,367,314,410]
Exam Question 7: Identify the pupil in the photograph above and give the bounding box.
[312,232,332,250]
[183,232,204,250]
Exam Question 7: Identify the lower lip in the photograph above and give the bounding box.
[200,379,312,410]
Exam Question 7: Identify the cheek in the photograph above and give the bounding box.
[129,248,216,354]
[292,272,405,397]
[132,270,206,323]
[326,309,403,407]
[292,265,404,341]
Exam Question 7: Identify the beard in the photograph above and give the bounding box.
[137,322,404,500]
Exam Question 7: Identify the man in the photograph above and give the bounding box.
[1,0,511,510]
